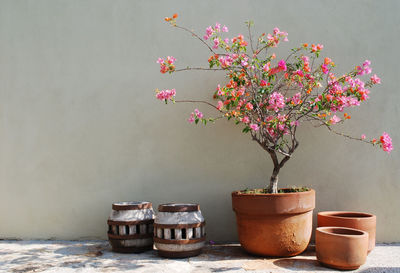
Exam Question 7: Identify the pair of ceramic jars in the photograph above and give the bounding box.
[316,211,376,270]
[107,202,205,258]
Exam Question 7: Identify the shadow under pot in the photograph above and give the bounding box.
[317,211,376,253]
[316,227,369,270]
[154,203,206,258]
[107,201,155,253]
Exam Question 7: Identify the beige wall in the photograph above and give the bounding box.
[0,0,399,242]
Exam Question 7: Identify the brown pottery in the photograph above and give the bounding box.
[316,227,368,270]
[232,189,315,257]
[318,211,376,253]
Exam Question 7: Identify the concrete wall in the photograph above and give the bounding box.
[0,0,399,242]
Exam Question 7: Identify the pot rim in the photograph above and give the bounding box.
[112,201,152,210]
[317,226,368,238]
[318,211,375,219]
[158,203,200,212]
[232,188,314,197]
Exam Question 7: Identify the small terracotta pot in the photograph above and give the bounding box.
[232,189,315,257]
[316,227,368,270]
[318,211,376,253]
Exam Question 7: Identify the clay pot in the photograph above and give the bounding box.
[231,189,315,257]
[318,211,376,253]
[316,227,369,270]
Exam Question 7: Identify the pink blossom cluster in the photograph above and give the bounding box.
[269,60,287,75]
[267,92,286,112]
[250,124,259,131]
[329,115,341,125]
[156,88,176,101]
[371,74,381,84]
[203,22,228,40]
[311,44,323,52]
[290,92,302,105]
[267,27,288,47]
[380,132,393,153]
[157,56,176,74]
[265,114,290,138]
[357,60,372,75]
[188,109,204,123]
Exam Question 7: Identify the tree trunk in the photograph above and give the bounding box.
[268,169,279,194]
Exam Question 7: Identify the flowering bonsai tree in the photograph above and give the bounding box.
[155,14,393,194]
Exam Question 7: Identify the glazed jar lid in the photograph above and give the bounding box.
[158,203,200,212]
[112,201,152,210]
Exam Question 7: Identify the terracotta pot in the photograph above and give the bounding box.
[231,189,315,257]
[318,211,376,253]
[316,227,368,270]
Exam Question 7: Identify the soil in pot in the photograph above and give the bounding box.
[316,226,369,270]
[318,211,376,253]
[232,188,315,257]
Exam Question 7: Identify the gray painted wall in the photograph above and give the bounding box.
[0,0,399,242]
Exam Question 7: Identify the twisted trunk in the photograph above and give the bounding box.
[268,151,280,194]
[269,168,279,194]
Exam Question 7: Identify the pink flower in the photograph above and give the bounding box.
[262,62,270,72]
[290,120,299,126]
[245,102,253,110]
[213,38,220,49]
[188,113,195,123]
[321,64,329,74]
[157,56,176,73]
[268,92,285,112]
[219,56,233,68]
[194,109,203,119]
[266,27,288,47]
[156,89,176,101]
[242,116,250,123]
[204,26,214,40]
[301,55,309,63]
[371,74,381,84]
[167,56,176,64]
[311,43,323,52]
[290,93,302,105]
[260,80,267,87]
[250,124,259,131]
[215,22,221,32]
[380,132,393,153]
[222,25,229,32]
[329,115,341,125]
[278,59,287,71]
[361,134,366,140]
[357,60,372,75]
[217,100,223,110]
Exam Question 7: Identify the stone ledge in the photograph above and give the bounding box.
[0,240,399,272]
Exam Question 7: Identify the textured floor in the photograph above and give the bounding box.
[0,241,399,272]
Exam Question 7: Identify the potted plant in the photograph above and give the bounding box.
[155,14,392,257]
